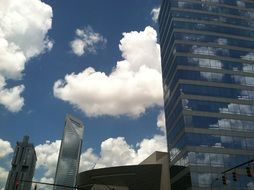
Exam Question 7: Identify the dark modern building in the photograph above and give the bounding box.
[158,0,254,189]
[54,114,84,190]
[4,136,37,190]
[77,151,170,190]
[140,151,170,190]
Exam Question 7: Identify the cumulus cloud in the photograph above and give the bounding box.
[157,110,166,133]
[0,167,8,190]
[70,26,106,56]
[34,112,167,185]
[0,76,24,112]
[0,0,53,112]
[0,139,13,158]
[36,177,54,190]
[0,139,12,190]
[35,136,166,185]
[79,111,167,171]
[151,7,160,23]
[79,135,167,171]
[54,26,163,117]
[35,140,61,178]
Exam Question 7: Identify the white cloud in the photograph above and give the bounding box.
[95,137,137,168]
[70,26,106,56]
[157,110,166,133]
[151,7,160,23]
[37,177,54,190]
[79,148,99,172]
[0,139,13,158]
[79,134,167,171]
[34,112,167,183]
[35,140,61,178]
[0,139,12,190]
[79,111,167,171]
[0,0,53,112]
[54,26,163,117]
[0,167,8,190]
[0,76,24,112]
[34,137,164,182]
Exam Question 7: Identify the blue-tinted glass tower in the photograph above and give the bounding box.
[5,136,37,190]
[159,0,254,189]
[54,115,84,190]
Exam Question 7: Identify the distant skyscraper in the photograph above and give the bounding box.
[159,0,254,189]
[5,136,37,190]
[54,114,84,190]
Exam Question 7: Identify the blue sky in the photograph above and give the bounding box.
[0,0,166,189]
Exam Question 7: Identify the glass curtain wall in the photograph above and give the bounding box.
[159,0,254,189]
[54,115,84,190]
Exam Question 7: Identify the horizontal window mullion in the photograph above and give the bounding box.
[179,79,254,91]
[175,0,254,12]
[181,94,254,106]
[173,17,254,32]
[183,109,254,121]
[175,40,254,53]
[177,65,254,77]
[174,29,254,42]
[171,7,253,21]
[176,52,254,65]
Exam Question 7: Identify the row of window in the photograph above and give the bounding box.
[174,20,254,38]
[181,84,254,100]
[190,171,254,188]
[176,43,253,59]
[174,32,254,49]
[175,151,252,169]
[168,114,254,148]
[170,132,254,161]
[169,117,253,159]
[172,10,254,28]
[161,24,254,66]
[178,56,254,72]
[165,85,254,143]
[162,42,254,81]
[171,0,254,14]
[168,70,254,92]
[185,115,254,132]
[164,49,254,93]
[174,152,254,188]
[165,85,254,136]
[164,83,254,132]
[183,99,254,116]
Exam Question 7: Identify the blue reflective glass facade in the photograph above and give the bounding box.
[54,115,84,190]
[159,0,254,189]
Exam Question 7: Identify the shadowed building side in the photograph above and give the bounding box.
[77,164,162,190]
[77,151,170,190]
[4,136,37,190]
[140,151,171,190]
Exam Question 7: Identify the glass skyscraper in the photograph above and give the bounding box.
[159,0,254,189]
[54,115,84,190]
